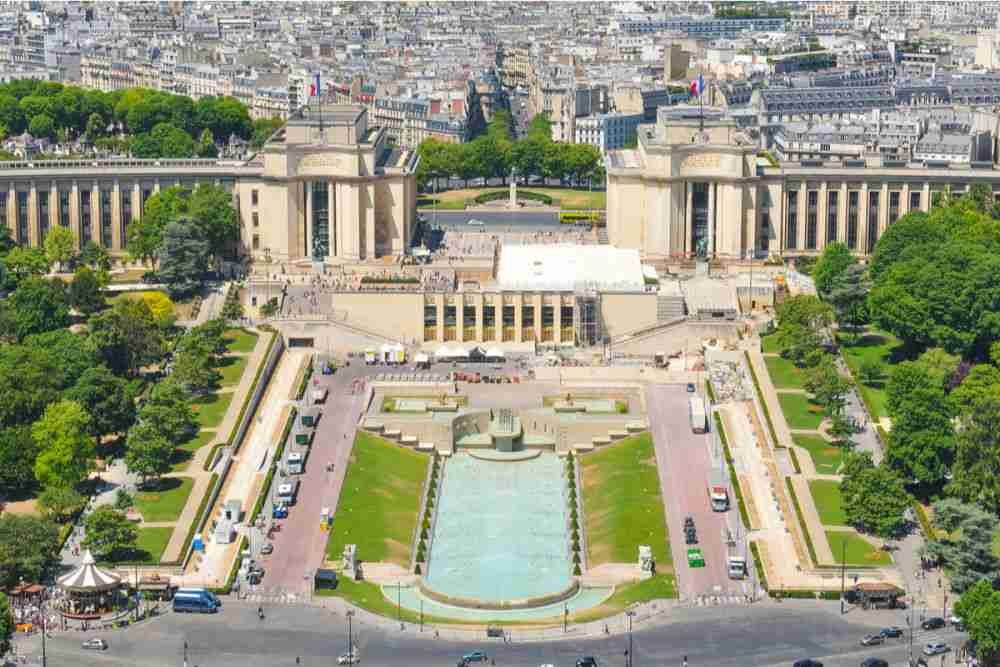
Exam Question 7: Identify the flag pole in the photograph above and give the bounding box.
[699,70,704,132]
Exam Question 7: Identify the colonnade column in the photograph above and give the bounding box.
[365,183,375,260]
[554,300,562,346]
[706,182,715,257]
[111,179,122,251]
[922,183,930,212]
[304,181,312,259]
[901,183,910,217]
[837,182,848,243]
[818,181,828,249]
[456,298,465,343]
[514,295,523,344]
[475,296,484,343]
[796,181,807,251]
[533,294,543,343]
[28,181,38,246]
[435,295,445,342]
[6,184,15,243]
[90,179,101,245]
[859,182,869,254]
[70,180,80,249]
[878,182,889,238]
[327,182,336,260]
[685,184,693,256]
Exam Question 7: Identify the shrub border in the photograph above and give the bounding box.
[749,541,768,591]
[788,447,802,474]
[228,330,279,451]
[744,351,780,447]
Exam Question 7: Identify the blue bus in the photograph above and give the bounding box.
[173,588,220,614]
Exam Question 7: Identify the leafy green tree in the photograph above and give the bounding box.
[0,277,69,342]
[0,514,60,588]
[171,337,221,394]
[775,295,834,367]
[84,111,105,140]
[0,425,38,497]
[914,347,960,388]
[188,183,238,262]
[27,113,54,139]
[221,293,244,321]
[804,357,851,416]
[82,506,137,559]
[68,265,107,315]
[2,246,48,285]
[87,297,164,376]
[839,452,910,538]
[857,358,885,386]
[926,499,1000,592]
[31,399,93,489]
[43,226,76,271]
[260,297,279,317]
[141,379,198,445]
[124,420,176,485]
[251,116,283,148]
[22,329,98,389]
[950,390,1000,515]
[157,218,210,297]
[196,128,217,157]
[951,363,1000,415]
[827,412,855,446]
[955,579,995,625]
[0,344,61,427]
[885,361,954,490]
[0,94,25,135]
[37,485,85,522]
[826,263,870,333]
[79,240,111,270]
[0,592,11,657]
[125,185,188,264]
[968,591,1000,665]
[527,113,553,141]
[67,365,137,441]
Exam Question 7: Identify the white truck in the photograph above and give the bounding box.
[709,485,730,512]
[689,395,707,434]
[727,555,747,579]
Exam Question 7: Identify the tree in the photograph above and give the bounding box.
[527,113,553,141]
[839,452,910,538]
[136,291,175,328]
[171,336,220,394]
[857,358,885,386]
[188,183,238,262]
[0,426,38,498]
[260,297,279,317]
[2,246,48,286]
[804,357,851,416]
[87,297,164,376]
[826,263,870,333]
[0,514,60,588]
[951,363,1000,416]
[22,329,98,389]
[0,344,62,427]
[196,128,218,158]
[68,265,106,315]
[0,277,69,341]
[915,347,960,388]
[251,116,283,149]
[0,94,25,135]
[43,226,76,272]
[140,379,198,445]
[969,593,1000,665]
[82,506,137,559]
[885,361,954,490]
[84,111,105,140]
[157,218,210,297]
[79,239,111,271]
[955,580,995,627]
[827,412,855,446]
[27,113,54,139]
[221,292,244,321]
[926,499,1000,593]
[37,485,85,522]
[67,366,137,441]
[31,399,93,489]
[0,592,10,658]
[950,390,1000,515]
[124,420,176,485]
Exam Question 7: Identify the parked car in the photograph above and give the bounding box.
[259,543,273,555]
[949,615,965,631]
[686,383,696,393]
[860,634,884,646]
[921,617,946,630]
[860,659,888,667]
[81,638,108,650]
[880,626,903,638]
[576,659,598,667]
[923,642,949,656]
[792,660,823,667]
[462,651,488,663]
[685,528,698,545]
[337,652,359,665]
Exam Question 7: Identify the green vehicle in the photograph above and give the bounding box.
[687,548,705,568]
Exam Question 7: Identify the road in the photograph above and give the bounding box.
[420,210,559,229]
[647,384,741,601]
[18,599,967,667]
[254,362,370,598]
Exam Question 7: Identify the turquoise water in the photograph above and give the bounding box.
[424,453,571,603]
[386,584,614,621]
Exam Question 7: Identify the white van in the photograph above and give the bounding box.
[286,451,305,475]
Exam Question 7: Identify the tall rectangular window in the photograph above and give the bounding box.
[785,191,798,249]
[252,233,260,250]
[0,192,7,235]
[867,191,880,252]
[521,305,534,327]
[80,189,92,246]
[806,190,818,250]
[759,211,770,252]
[847,191,859,250]
[252,212,259,227]
[483,305,496,328]
[826,191,839,243]
[16,191,28,243]
[100,189,112,248]
[251,189,259,206]
[59,191,69,228]
[310,182,329,260]
[423,305,437,327]
[909,190,921,211]
[38,190,49,241]
[120,188,132,242]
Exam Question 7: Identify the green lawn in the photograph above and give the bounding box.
[416,186,606,211]
[216,355,249,387]
[325,433,429,567]
[134,476,194,522]
[569,575,677,622]
[761,333,783,354]
[826,531,892,566]
[191,391,234,428]
[580,433,671,568]
[104,526,173,565]
[224,328,259,354]
[171,431,217,472]
[777,393,825,430]
[793,435,844,475]
[809,479,847,526]
[764,355,808,389]
[838,330,902,420]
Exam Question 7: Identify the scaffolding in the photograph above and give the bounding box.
[575,288,602,347]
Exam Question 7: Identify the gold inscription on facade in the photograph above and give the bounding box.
[682,154,721,170]
[298,154,342,173]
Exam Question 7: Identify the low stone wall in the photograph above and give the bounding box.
[416,577,580,611]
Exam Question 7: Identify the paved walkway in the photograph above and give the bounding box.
[790,476,835,564]
[159,329,274,563]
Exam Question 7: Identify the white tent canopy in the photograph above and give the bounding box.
[414,353,430,363]
[484,347,505,359]
[57,550,122,592]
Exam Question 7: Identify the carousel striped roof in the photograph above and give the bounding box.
[57,550,122,591]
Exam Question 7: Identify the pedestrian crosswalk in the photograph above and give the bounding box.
[244,590,306,605]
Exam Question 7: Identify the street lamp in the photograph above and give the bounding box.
[625,609,636,667]
[563,603,568,633]
[346,609,354,659]
[183,640,189,667]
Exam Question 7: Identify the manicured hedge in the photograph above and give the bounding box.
[785,477,818,566]
[716,413,751,529]
[745,351,780,447]
[228,331,279,451]
[788,447,802,474]
[749,541,768,590]
[472,189,553,205]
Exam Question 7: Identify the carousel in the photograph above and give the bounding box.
[55,550,124,618]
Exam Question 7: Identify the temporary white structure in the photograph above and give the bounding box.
[434,345,452,360]
[484,347,505,360]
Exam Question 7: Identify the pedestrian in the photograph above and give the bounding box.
[258,606,264,620]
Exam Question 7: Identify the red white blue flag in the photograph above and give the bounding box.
[310,72,321,97]
[689,73,704,97]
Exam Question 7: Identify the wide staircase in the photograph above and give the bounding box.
[657,293,687,321]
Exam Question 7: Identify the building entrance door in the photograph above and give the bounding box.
[691,182,710,258]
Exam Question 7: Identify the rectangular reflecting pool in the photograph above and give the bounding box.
[424,452,572,604]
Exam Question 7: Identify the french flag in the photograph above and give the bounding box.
[310,72,321,97]
[689,73,704,97]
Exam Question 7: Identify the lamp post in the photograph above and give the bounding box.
[563,603,568,633]
[840,540,846,615]
[346,609,354,659]
[397,581,401,623]
[183,640,189,667]
[625,609,636,667]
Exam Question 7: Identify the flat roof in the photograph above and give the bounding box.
[496,244,645,292]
